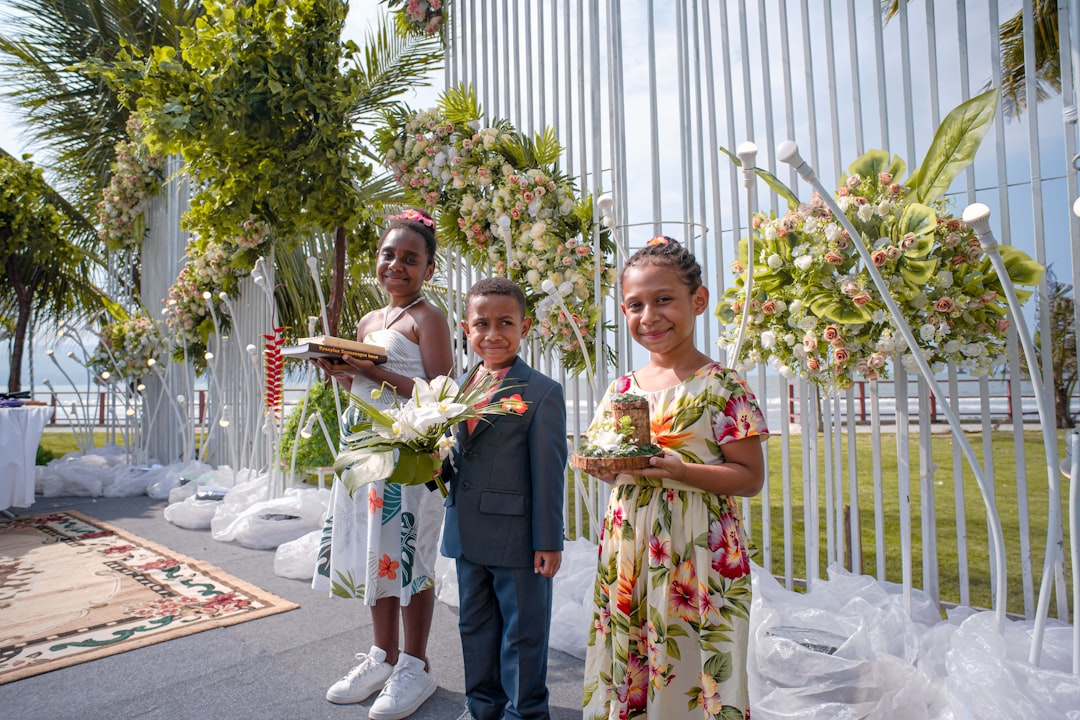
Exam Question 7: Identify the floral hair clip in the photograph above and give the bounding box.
[387,209,435,227]
[646,235,672,246]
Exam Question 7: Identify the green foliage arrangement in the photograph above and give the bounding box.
[87,311,168,382]
[90,0,377,365]
[280,380,348,474]
[376,84,616,374]
[716,89,1043,391]
[96,117,165,251]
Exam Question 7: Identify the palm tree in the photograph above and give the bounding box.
[0,0,202,219]
[882,0,1060,119]
[1,149,108,392]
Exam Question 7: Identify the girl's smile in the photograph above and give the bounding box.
[376,228,434,298]
[620,265,708,357]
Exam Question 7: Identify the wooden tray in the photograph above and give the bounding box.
[571,452,658,474]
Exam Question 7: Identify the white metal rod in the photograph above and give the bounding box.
[779,140,1008,625]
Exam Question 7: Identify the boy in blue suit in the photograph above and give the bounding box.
[441,277,568,720]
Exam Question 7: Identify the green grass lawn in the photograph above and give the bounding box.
[569,429,1074,620]
[44,428,1073,619]
[756,429,1073,619]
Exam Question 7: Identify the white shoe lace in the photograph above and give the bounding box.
[381,661,424,699]
[342,653,379,683]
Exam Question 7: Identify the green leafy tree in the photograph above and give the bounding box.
[0,0,201,217]
[95,0,443,338]
[1018,270,1077,428]
[882,0,1060,118]
[0,152,105,392]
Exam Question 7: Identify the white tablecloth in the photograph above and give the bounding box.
[0,406,53,511]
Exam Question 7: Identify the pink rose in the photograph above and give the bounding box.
[996,318,1011,333]
[871,250,888,266]
[823,325,840,341]
[825,252,844,265]
[934,297,955,313]
[762,300,777,314]
[807,357,821,371]
[833,348,851,364]
[852,293,872,307]
[878,172,893,184]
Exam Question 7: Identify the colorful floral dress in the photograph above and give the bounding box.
[583,363,769,720]
[311,328,445,604]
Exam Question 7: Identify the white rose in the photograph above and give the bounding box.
[857,203,875,222]
[919,324,937,342]
[794,254,813,271]
[799,316,818,331]
[824,224,841,242]
[767,253,782,269]
[760,331,777,349]
[902,354,919,372]
[936,270,954,288]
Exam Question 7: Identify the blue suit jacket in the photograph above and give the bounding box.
[440,357,568,568]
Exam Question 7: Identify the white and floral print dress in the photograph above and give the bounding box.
[583,363,769,720]
[311,328,445,604]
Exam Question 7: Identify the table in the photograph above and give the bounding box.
[0,405,54,512]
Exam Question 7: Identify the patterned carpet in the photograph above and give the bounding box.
[0,510,298,684]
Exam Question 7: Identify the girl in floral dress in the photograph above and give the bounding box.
[581,237,769,720]
[311,209,453,720]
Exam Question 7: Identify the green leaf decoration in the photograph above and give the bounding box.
[911,88,999,204]
[439,83,483,125]
[998,245,1044,286]
[847,149,891,179]
[811,297,873,325]
[718,145,800,208]
[895,202,937,255]
[900,258,939,287]
[337,448,394,497]
[755,167,801,209]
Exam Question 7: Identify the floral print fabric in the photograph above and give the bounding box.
[311,328,444,604]
[583,363,769,719]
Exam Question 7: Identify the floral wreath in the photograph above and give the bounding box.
[376,84,616,374]
[88,312,168,382]
[96,117,165,251]
[715,93,1042,392]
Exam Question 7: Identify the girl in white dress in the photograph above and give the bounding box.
[311,209,453,720]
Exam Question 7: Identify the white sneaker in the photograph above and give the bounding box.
[368,652,437,720]
[325,646,393,704]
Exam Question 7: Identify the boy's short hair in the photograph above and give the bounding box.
[465,277,528,318]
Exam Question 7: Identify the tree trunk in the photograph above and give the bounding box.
[1056,385,1075,428]
[327,224,347,338]
[5,256,38,393]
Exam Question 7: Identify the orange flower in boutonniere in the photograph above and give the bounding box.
[501,394,527,414]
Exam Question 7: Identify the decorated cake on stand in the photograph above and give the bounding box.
[571,394,661,474]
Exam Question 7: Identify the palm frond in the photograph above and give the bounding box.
[0,0,201,215]
[348,12,443,124]
[993,0,1061,119]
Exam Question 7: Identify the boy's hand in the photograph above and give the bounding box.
[534,550,562,578]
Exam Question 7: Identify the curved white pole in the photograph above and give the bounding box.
[730,141,758,367]
[963,203,1064,663]
[306,256,343,425]
[1067,429,1080,675]
[778,141,1008,627]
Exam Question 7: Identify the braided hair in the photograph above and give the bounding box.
[621,235,703,293]
[382,208,437,263]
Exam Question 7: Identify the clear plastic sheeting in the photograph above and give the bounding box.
[749,564,1080,720]
[549,537,600,660]
[210,480,330,550]
[163,495,224,530]
[35,446,134,498]
[274,529,321,580]
[146,460,215,500]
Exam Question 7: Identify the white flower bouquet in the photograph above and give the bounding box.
[335,372,528,497]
